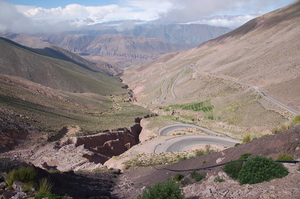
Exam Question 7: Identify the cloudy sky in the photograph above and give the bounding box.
[0,0,296,33]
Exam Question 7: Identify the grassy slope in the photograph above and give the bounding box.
[0,74,151,134]
[0,37,124,95]
[0,38,152,134]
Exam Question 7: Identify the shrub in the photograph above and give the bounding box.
[238,156,288,185]
[242,134,251,144]
[223,161,244,180]
[277,154,294,161]
[194,149,205,157]
[214,177,225,182]
[194,174,205,182]
[5,167,37,189]
[223,153,252,180]
[37,178,53,195]
[292,115,300,126]
[137,179,185,199]
[190,170,205,182]
[22,182,35,192]
[173,174,184,182]
[239,153,252,160]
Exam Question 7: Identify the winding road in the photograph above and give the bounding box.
[190,66,300,115]
[157,66,188,102]
[154,134,239,153]
[156,65,299,115]
[152,65,299,153]
[158,123,219,136]
[154,124,240,153]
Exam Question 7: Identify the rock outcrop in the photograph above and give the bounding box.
[29,125,143,172]
[70,127,140,157]
[28,116,154,172]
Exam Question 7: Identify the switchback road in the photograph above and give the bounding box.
[154,134,239,153]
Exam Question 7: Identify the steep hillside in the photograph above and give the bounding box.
[0,37,124,95]
[122,0,300,136]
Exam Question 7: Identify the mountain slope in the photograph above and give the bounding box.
[122,0,300,135]
[85,34,188,57]
[73,24,231,47]
[0,37,152,152]
[0,37,124,95]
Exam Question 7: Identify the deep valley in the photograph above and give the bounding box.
[1,1,300,199]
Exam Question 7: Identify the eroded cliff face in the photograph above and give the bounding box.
[1,114,156,172]
[33,115,155,171]
[71,126,140,157]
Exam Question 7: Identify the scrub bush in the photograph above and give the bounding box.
[137,179,184,199]
[238,156,288,185]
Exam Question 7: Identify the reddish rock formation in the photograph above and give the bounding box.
[73,128,137,157]
[70,115,155,159]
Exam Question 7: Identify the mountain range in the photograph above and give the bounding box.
[0,23,231,68]
[72,23,231,47]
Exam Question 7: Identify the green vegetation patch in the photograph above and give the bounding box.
[173,174,184,182]
[137,179,185,199]
[165,100,215,120]
[224,155,289,185]
[238,156,288,185]
[190,170,205,182]
[277,154,294,161]
[166,100,213,112]
[5,167,37,190]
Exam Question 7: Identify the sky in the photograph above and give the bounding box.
[0,0,296,34]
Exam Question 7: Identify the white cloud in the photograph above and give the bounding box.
[0,0,294,33]
[24,4,115,25]
[159,0,293,22]
[0,0,35,33]
[187,14,260,29]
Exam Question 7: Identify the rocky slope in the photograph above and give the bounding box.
[113,124,300,199]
